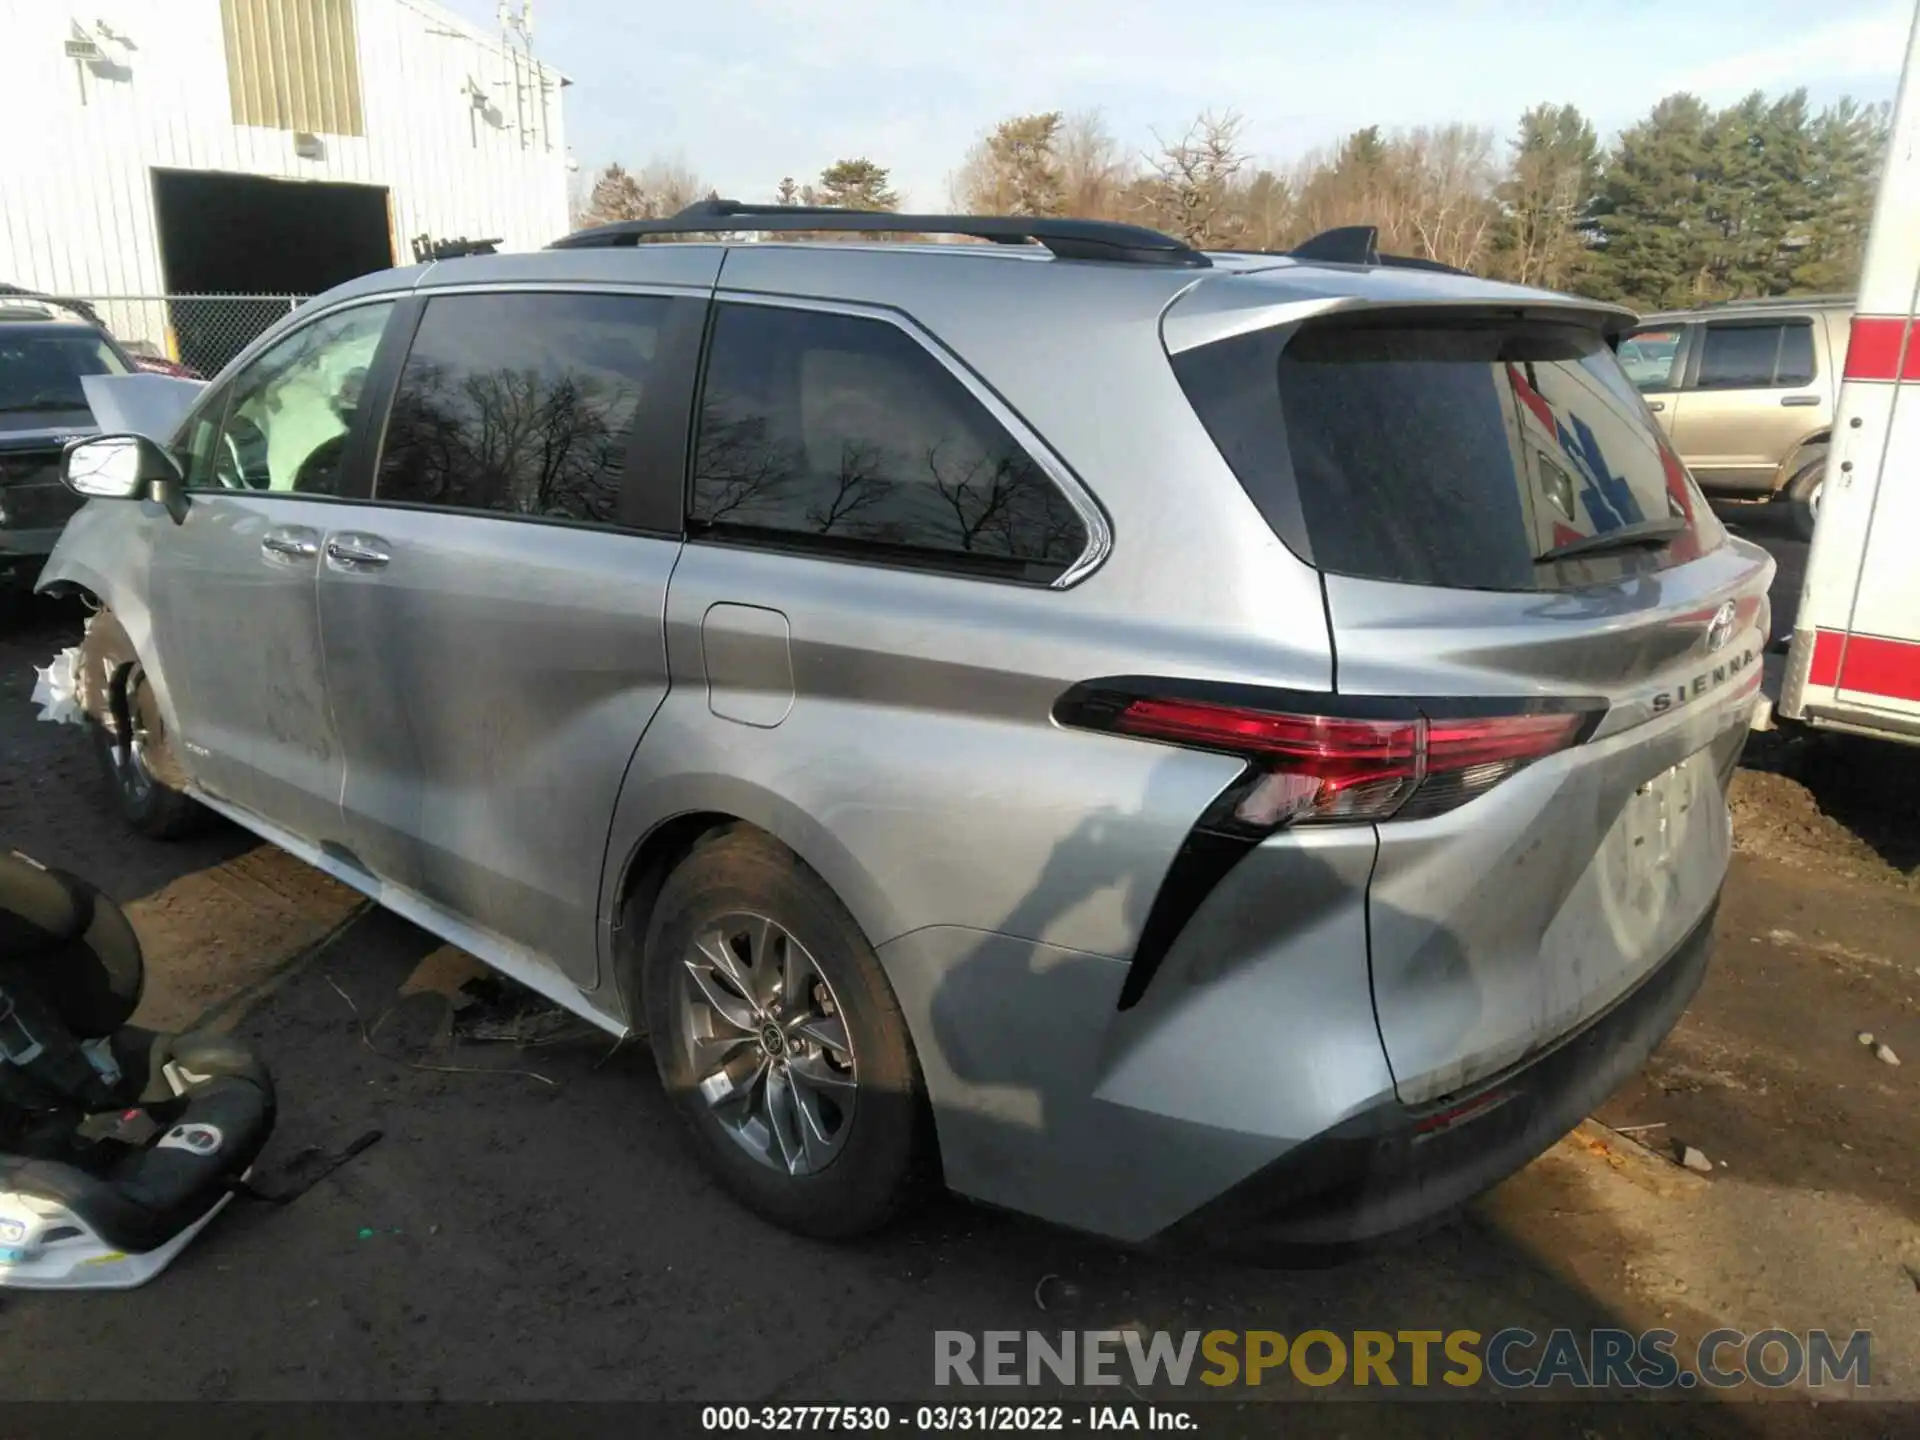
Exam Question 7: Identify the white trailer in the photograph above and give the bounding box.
[1776,2,1920,744]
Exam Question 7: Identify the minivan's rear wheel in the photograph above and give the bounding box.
[1784,449,1826,542]
[642,829,933,1237]
[94,664,203,840]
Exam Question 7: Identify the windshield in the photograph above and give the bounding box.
[1174,314,1724,593]
[0,330,128,422]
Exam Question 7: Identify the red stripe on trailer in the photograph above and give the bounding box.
[1841,633,1920,703]
[1807,628,1920,702]
[1808,629,1845,686]
[1845,316,1912,381]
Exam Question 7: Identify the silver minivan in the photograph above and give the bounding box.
[43,204,1773,1254]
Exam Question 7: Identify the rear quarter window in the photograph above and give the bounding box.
[1172,314,1724,593]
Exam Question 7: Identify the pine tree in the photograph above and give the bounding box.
[815,159,900,211]
[959,112,1067,216]
[1793,98,1892,293]
[1586,93,1714,309]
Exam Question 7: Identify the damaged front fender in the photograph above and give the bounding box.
[34,498,181,756]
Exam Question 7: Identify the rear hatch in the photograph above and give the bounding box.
[1167,277,1775,1103]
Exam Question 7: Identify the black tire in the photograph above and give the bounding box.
[641,827,935,1238]
[92,664,204,840]
[1783,449,1826,543]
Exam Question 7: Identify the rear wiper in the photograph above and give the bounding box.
[1535,516,1687,563]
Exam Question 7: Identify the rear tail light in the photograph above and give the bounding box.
[1066,689,1591,828]
[1058,679,1603,1010]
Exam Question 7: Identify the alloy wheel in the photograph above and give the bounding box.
[119,667,157,803]
[675,912,858,1175]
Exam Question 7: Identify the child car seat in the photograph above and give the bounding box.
[0,848,275,1289]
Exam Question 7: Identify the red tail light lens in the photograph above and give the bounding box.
[1098,695,1586,826]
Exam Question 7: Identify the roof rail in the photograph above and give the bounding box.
[1699,292,1854,310]
[0,283,101,326]
[549,199,1213,268]
[1283,225,1472,276]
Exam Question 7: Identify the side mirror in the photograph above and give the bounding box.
[61,434,188,523]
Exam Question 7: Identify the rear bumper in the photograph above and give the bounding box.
[1156,895,1716,1259]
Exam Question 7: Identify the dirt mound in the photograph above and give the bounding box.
[1732,730,1919,889]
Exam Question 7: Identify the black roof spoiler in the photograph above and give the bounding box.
[1281,225,1472,276]
[550,199,1213,269]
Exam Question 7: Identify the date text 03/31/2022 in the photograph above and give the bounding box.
[701,1405,1195,1431]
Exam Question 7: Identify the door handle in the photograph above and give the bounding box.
[1645,400,1666,412]
[1780,395,1820,407]
[325,534,391,571]
[260,527,319,561]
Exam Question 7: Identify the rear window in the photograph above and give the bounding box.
[1173,315,1723,592]
[1618,327,1682,391]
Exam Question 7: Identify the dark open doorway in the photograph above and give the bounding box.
[150,169,392,373]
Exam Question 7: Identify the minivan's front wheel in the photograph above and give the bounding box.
[93,663,203,840]
[642,829,933,1238]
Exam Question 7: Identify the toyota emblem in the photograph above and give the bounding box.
[1706,601,1737,653]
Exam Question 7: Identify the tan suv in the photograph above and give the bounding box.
[1620,295,1851,540]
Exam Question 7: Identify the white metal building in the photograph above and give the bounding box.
[0,0,570,346]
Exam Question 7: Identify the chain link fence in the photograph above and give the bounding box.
[68,295,309,380]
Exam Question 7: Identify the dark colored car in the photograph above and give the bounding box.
[0,300,134,590]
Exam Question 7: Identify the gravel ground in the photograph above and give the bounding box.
[0,588,1915,1433]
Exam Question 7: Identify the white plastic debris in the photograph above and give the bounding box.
[1680,1146,1714,1174]
[30,646,86,726]
[1876,1043,1901,1067]
[1859,1031,1875,1046]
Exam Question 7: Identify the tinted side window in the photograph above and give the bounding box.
[187,302,393,494]
[377,292,668,526]
[1775,321,1816,386]
[689,304,1089,582]
[1696,323,1788,389]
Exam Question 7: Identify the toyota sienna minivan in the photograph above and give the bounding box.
[43,202,1772,1252]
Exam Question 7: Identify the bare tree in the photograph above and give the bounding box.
[1490,104,1600,288]
[1058,110,1132,220]
[1282,123,1497,268]
[1141,111,1249,247]
[1399,125,1500,270]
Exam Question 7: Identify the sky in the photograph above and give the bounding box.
[435,0,1913,209]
